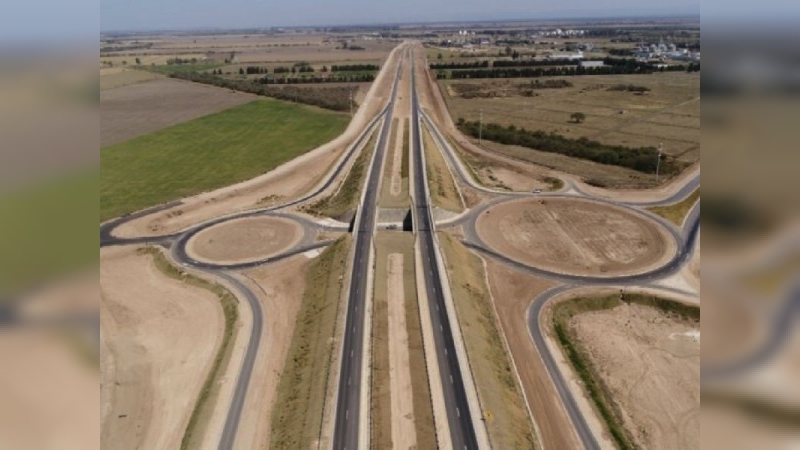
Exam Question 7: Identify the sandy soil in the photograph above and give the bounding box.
[228,255,313,449]
[483,260,579,449]
[387,254,417,449]
[568,302,700,450]
[477,197,674,277]
[100,245,223,450]
[111,43,407,238]
[187,216,303,264]
[101,78,259,147]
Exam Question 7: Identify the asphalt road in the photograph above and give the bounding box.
[332,48,404,450]
[410,54,479,450]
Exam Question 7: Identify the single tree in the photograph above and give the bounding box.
[570,112,586,123]
[437,53,443,60]
[135,57,141,65]
[239,67,244,75]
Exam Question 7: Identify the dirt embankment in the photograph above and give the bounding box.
[477,197,675,277]
[100,245,224,449]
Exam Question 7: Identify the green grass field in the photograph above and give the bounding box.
[101,99,349,221]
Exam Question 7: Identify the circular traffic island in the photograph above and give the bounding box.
[476,197,675,277]
[187,216,304,265]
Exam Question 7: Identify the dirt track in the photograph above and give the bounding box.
[477,197,674,277]
[100,246,223,449]
[187,216,303,264]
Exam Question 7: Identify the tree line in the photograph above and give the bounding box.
[457,119,684,175]
[254,73,376,84]
[440,62,697,79]
[429,61,490,70]
[330,64,380,72]
[167,72,354,111]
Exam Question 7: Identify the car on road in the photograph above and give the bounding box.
[532,188,542,194]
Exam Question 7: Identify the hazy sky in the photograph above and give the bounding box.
[101,0,699,31]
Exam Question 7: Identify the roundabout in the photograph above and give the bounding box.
[474,197,676,278]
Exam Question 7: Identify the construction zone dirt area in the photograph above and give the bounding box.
[187,216,303,264]
[561,300,700,449]
[100,245,223,449]
[477,197,673,277]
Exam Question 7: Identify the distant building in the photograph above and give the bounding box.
[580,60,604,68]
[547,50,584,61]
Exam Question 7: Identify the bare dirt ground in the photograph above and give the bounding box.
[230,255,313,449]
[567,302,700,450]
[101,78,259,147]
[100,245,223,450]
[187,216,303,264]
[100,68,160,90]
[111,43,406,238]
[0,270,98,450]
[387,254,418,449]
[477,197,674,277]
[482,260,578,449]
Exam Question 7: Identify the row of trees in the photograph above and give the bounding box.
[254,73,376,84]
[440,62,696,79]
[167,72,353,111]
[330,64,379,72]
[429,61,490,70]
[457,119,683,175]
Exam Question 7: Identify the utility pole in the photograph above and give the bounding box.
[655,143,663,182]
[479,109,483,145]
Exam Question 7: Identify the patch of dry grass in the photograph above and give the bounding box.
[269,237,350,449]
[438,233,537,449]
[422,125,464,212]
[647,188,700,226]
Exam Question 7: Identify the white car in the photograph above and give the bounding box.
[532,188,542,194]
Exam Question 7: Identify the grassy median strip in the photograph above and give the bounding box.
[371,235,393,449]
[551,293,699,450]
[647,188,700,226]
[438,233,537,449]
[304,129,378,219]
[423,126,464,213]
[101,99,349,221]
[135,247,238,450]
[371,233,437,449]
[269,237,350,449]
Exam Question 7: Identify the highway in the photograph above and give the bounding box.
[410,53,479,449]
[331,47,404,450]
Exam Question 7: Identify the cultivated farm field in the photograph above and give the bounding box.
[101,77,259,147]
[100,99,349,221]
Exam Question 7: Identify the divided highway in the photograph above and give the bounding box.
[332,48,405,450]
[410,54,479,449]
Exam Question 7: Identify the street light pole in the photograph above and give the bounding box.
[479,109,483,145]
[656,143,663,182]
